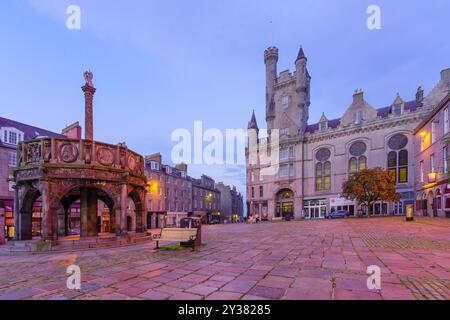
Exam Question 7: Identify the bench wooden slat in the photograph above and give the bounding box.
[155,228,198,250]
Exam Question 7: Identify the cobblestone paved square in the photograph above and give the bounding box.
[0,217,449,300]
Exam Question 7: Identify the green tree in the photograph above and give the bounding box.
[342,168,400,216]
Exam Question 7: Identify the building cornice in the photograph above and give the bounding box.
[305,111,427,144]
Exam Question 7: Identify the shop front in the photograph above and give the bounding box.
[330,197,356,216]
[303,199,327,219]
[146,212,167,229]
[167,212,188,227]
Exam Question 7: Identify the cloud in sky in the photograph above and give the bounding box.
[3,0,450,201]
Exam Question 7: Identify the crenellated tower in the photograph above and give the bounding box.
[264,47,278,130]
[295,47,311,134]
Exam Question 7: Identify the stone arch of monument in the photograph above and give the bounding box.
[13,73,147,243]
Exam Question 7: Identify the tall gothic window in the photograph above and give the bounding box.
[349,142,367,176]
[388,151,397,182]
[315,148,331,191]
[387,134,409,184]
[315,163,323,191]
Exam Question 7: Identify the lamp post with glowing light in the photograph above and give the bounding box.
[205,193,213,224]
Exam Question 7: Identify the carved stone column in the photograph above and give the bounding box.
[120,184,127,235]
[80,188,98,237]
[13,185,21,240]
[80,188,88,237]
[87,189,98,236]
[82,71,96,141]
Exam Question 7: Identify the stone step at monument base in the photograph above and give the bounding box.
[3,233,153,254]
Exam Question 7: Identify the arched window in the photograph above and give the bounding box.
[359,156,367,171]
[349,142,367,176]
[387,149,408,184]
[349,157,357,174]
[315,163,323,191]
[324,161,331,191]
[387,151,397,182]
[398,150,408,183]
[387,134,409,184]
[315,148,332,192]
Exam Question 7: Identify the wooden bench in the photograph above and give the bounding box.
[153,228,198,251]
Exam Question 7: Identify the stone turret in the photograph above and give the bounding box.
[295,46,311,133]
[264,47,278,124]
[248,110,259,131]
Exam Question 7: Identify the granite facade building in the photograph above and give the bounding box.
[216,182,244,222]
[192,175,221,224]
[145,154,221,227]
[246,46,450,220]
[145,153,192,228]
[414,92,450,218]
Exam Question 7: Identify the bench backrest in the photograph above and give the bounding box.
[159,228,197,241]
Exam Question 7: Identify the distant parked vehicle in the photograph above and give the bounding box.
[209,218,220,225]
[328,210,349,219]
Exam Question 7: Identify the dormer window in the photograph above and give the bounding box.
[1,127,24,145]
[393,104,402,116]
[281,96,289,108]
[319,121,328,132]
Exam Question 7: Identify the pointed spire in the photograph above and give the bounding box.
[393,92,404,105]
[248,110,259,130]
[416,86,424,101]
[296,46,307,62]
[319,112,328,123]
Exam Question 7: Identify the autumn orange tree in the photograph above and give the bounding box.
[342,168,400,217]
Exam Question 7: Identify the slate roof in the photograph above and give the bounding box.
[0,116,64,148]
[305,99,423,134]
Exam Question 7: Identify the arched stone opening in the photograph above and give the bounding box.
[127,189,145,233]
[275,189,295,220]
[18,188,42,241]
[58,186,116,238]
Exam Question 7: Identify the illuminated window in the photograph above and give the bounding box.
[388,151,397,183]
[315,162,323,191]
[316,161,331,191]
[349,157,357,174]
[359,156,367,171]
[324,161,331,191]
[387,150,408,184]
[398,150,408,183]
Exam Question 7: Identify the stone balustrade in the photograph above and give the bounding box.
[16,137,144,177]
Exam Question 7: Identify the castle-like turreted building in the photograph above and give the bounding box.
[246,46,450,220]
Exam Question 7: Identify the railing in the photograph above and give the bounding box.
[16,137,144,177]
